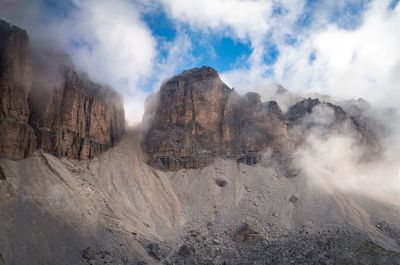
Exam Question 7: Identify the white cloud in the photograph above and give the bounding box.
[161,0,273,40]
[70,0,156,88]
[2,0,400,124]
[162,0,400,113]
[152,32,193,92]
[159,0,306,97]
[129,32,194,124]
[1,0,159,125]
[67,0,157,125]
[161,0,291,71]
[274,0,400,108]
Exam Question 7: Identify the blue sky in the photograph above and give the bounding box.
[138,1,364,75]
[142,7,255,72]
[136,0,373,74]
[1,0,399,123]
[37,0,380,76]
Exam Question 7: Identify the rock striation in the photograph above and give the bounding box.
[0,19,125,160]
[144,67,381,171]
[144,66,289,170]
[29,65,125,160]
[0,19,36,159]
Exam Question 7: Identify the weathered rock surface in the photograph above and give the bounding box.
[0,19,36,159]
[0,19,125,160]
[286,98,381,154]
[144,66,288,170]
[29,65,125,160]
[145,67,381,170]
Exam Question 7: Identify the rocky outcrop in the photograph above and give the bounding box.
[144,66,289,170]
[0,19,36,159]
[286,98,381,155]
[269,84,303,111]
[145,67,382,171]
[145,67,232,169]
[29,65,125,160]
[223,92,288,159]
[286,98,348,140]
[0,20,125,160]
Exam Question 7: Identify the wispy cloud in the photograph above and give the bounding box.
[1,0,400,122]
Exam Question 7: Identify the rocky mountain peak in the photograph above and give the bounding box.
[144,67,290,171]
[0,18,22,33]
[274,84,289,95]
[0,20,125,160]
[171,66,219,80]
[286,98,321,122]
[145,68,381,171]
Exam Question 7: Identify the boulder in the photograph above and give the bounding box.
[233,223,258,242]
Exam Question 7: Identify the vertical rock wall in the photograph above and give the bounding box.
[0,20,36,159]
[29,67,125,160]
[144,67,289,170]
[0,19,125,160]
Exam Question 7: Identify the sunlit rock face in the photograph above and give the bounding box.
[0,19,125,160]
[144,66,289,170]
[0,19,36,159]
[144,67,381,171]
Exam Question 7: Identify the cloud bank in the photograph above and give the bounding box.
[1,0,399,122]
[274,0,400,108]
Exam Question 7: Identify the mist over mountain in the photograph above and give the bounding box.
[1,2,400,264]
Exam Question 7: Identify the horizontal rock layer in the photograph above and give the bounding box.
[144,67,289,170]
[144,67,380,171]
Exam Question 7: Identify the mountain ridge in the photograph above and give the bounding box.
[144,66,380,171]
[0,19,399,265]
[0,19,125,160]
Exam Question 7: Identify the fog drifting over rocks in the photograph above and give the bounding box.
[290,101,400,207]
[2,0,399,125]
[1,0,399,206]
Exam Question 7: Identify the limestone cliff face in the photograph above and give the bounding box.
[145,67,232,169]
[0,19,36,159]
[145,67,381,171]
[144,67,289,170]
[222,92,288,157]
[29,67,125,160]
[0,20,125,160]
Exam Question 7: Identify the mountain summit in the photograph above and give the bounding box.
[0,20,399,265]
[0,19,125,160]
[144,66,379,171]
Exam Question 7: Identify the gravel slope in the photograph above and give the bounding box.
[0,128,399,264]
